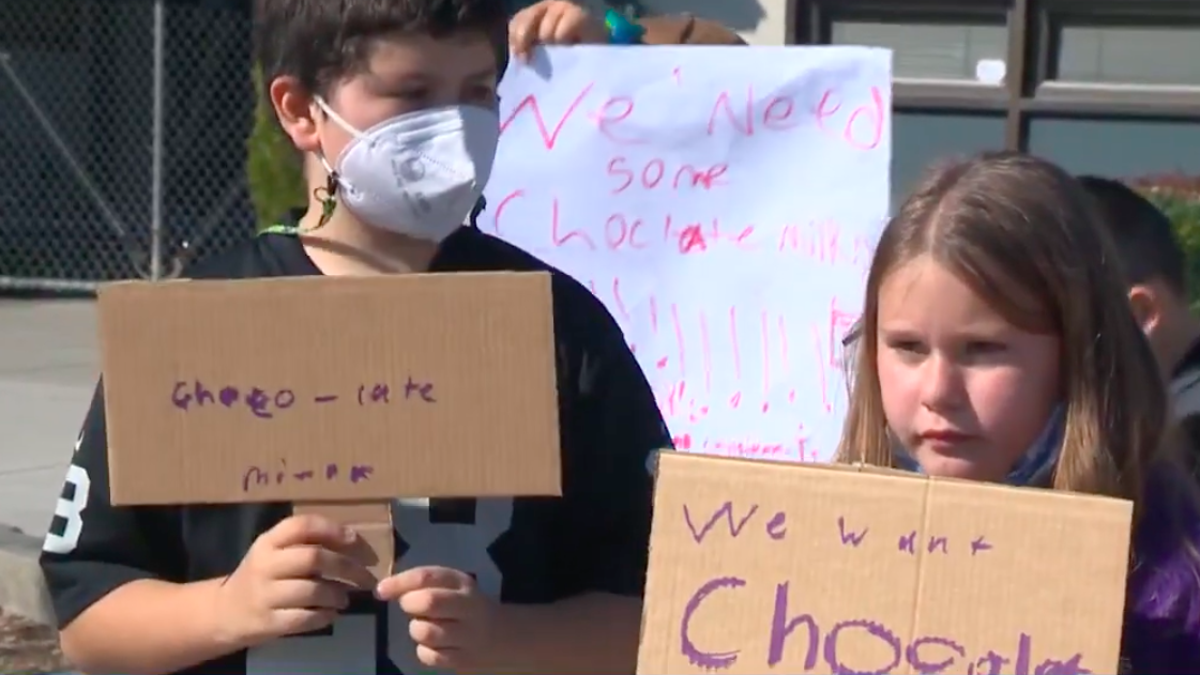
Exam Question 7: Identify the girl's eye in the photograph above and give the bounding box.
[886,339,924,354]
[965,341,1006,356]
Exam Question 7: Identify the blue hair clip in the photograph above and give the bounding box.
[604,8,645,45]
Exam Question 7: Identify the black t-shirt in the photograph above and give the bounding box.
[1172,338,1200,477]
[1172,337,1200,410]
[40,228,670,675]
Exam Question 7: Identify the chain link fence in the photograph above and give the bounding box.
[0,0,257,292]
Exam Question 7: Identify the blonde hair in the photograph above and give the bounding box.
[835,152,1170,503]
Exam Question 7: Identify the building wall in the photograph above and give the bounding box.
[809,1,1200,211]
[564,0,1200,207]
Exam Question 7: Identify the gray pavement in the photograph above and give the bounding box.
[0,298,97,626]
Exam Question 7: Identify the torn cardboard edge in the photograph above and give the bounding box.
[665,451,1131,506]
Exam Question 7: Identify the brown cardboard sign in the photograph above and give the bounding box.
[97,272,563,580]
[638,452,1133,675]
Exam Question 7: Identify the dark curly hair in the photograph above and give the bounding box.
[254,0,508,104]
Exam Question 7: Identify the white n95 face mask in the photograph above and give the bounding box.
[316,99,500,242]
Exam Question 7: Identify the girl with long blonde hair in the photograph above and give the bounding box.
[838,151,1200,672]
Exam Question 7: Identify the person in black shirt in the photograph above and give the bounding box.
[1078,175,1200,479]
[1077,175,1200,418]
[38,0,670,672]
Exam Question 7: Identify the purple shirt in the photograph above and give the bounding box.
[1123,466,1200,674]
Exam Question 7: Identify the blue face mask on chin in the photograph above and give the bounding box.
[891,405,1066,487]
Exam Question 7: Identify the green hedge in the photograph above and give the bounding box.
[246,69,305,231]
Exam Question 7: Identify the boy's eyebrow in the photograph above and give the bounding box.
[364,71,424,91]
[367,66,497,88]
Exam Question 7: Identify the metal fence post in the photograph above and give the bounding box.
[150,0,165,282]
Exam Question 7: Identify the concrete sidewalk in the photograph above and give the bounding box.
[0,299,97,626]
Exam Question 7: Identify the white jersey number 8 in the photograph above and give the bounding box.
[246,497,514,674]
[43,434,91,555]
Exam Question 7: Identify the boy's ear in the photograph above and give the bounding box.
[268,76,321,153]
[1128,283,1163,336]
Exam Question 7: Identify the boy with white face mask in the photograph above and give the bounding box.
[304,98,500,244]
[38,1,669,673]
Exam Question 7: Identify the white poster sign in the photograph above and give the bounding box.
[487,46,892,462]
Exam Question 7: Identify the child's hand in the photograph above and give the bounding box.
[215,514,377,647]
[376,565,498,670]
[509,0,608,61]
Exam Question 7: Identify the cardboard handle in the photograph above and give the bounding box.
[293,500,393,584]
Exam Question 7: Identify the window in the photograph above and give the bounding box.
[892,112,1006,210]
[832,20,1007,82]
[1056,24,1200,86]
[1029,117,1200,178]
